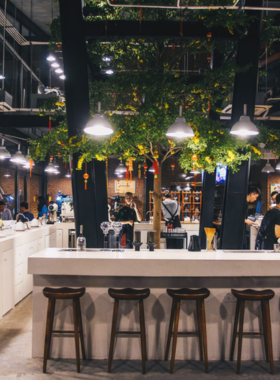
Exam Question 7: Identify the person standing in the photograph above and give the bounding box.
[16,202,34,222]
[161,193,182,249]
[243,186,261,249]
[115,192,141,248]
[269,191,279,209]
[0,200,12,220]
[256,193,280,250]
[37,196,48,218]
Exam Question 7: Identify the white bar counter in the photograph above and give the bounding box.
[28,248,280,361]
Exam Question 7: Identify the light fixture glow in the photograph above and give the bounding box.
[0,139,11,159]
[45,159,57,173]
[65,171,71,178]
[105,69,114,75]
[230,104,259,136]
[51,62,60,68]
[4,171,11,177]
[148,167,155,173]
[262,160,275,173]
[190,166,200,174]
[166,106,194,138]
[55,68,63,74]
[10,145,25,163]
[276,162,280,171]
[102,57,111,62]
[46,54,56,62]
[84,102,114,136]
[59,74,66,80]
[0,74,5,80]
[115,160,126,174]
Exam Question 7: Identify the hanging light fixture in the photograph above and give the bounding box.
[65,170,71,178]
[84,102,114,136]
[115,160,126,174]
[4,171,11,177]
[59,74,66,80]
[190,166,200,174]
[230,104,259,136]
[46,54,56,62]
[45,157,57,173]
[166,105,194,138]
[55,68,63,74]
[276,162,280,170]
[261,159,275,173]
[51,62,60,68]
[10,145,25,163]
[53,157,59,168]
[0,139,11,159]
[148,167,155,173]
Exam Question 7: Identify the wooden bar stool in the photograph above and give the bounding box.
[108,287,150,374]
[42,287,86,373]
[230,288,275,375]
[165,287,210,374]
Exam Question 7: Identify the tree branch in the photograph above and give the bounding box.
[161,147,182,163]
[129,144,153,163]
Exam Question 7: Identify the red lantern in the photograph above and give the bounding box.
[126,166,129,182]
[171,163,175,175]
[49,116,52,130]
[83,162,89,190]
[144,162,148,178]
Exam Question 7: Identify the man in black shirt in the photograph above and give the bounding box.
[16,202,34,222]
[256,193,280,250]
[115,192,141,248]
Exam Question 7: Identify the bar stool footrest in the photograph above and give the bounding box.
[116,331,141,335]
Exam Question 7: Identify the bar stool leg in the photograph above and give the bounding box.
[165,299,176,361]
[139,299,147,374]
[196,299,203,361]
[261,300,269,362]
[108,299,119,373]
[264,300,274,375]
[230,299,240,361]
[199,300,209,373]
[236,300,245,374]
[43,298,55,373]
[48,299,56,359]
[170,300,181,374]
[73,299,81,373]
[77,299,86,360]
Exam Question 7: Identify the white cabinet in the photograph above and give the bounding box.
[50,232,56,247]
[22,240,37,298]
[14,282,23,305]
[38,236,44,251]
[2,249,13,315]
[56,229,63,248]
[45,234,50,248]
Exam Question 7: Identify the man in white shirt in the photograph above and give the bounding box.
[161,193,182,249]
[0,200,13,220]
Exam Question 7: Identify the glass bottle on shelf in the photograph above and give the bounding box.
[77,225,86,251]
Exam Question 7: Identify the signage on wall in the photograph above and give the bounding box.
[270,184,280,194]
[115,180,136,194]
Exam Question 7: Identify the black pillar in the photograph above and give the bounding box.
[220,1,263,249]
[59,0,107,247]
[15,166,18,217]
[199,50,223,249]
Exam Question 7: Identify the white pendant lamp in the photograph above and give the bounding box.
[262,160,275,173]
[46,54,56,62]
[4,171,11,177]
[0,139,11,159]
[190,166,200,174]
[115,160,126,174]
[65,170,71,178]
[166,106,194,138]
[55,68,63,74]
[51,62,60,68]
[230,104,259,136]
[276,162,280,170]
[84,102,114,136]
[148,167,155,173]
[10,145,26,163]
[45,158,57,173]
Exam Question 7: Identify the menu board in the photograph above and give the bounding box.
[115,180,136,194]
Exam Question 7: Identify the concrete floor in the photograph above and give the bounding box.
[0,295,280,379]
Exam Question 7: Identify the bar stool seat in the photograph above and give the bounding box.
[108,287,150,374]
[42,287,86,373]
[165,288,210,374]
[230,288,275,375]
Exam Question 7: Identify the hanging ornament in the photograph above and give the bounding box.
[29,159,33,178]
[171,163,175,175]
[138,163,141,186]
[49,116,52,130]
[171,43,175,51]
[139,8,142,31]
[83,162,89,190]
[153,160,159,184]
[180,17,183,36]
[126,166,129,183]
[106,156,109,192]
[105,16,108,36]
[144,161,148,178]
[129,158,133,182]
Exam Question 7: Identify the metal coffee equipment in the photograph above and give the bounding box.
[48,203,58,223]
[101,222,112,249]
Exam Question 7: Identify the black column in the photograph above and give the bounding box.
[199,50,223,249]
[220,1,263,249]
[59,0,107,247]
[15,166,18,217]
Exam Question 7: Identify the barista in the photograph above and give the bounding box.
[115,192,141,248]
[16,202,34,222]
[0,200,12,220]
[161,193,183,249]
[243,186,261,249]
[269,191,279,209]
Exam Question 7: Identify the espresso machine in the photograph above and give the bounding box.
[60,197,74,222]
[48,203,58,223]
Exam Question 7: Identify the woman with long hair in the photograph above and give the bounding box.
[37,196,48,218]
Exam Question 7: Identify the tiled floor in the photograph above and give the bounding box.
[0,295,279,379]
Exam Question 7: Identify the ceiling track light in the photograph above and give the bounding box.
[10,144,26,164]
[166,105,194,138]
[84,102,114,137]
[261,159,275,173]
[230,104,259,136]
[0,139,11,159]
